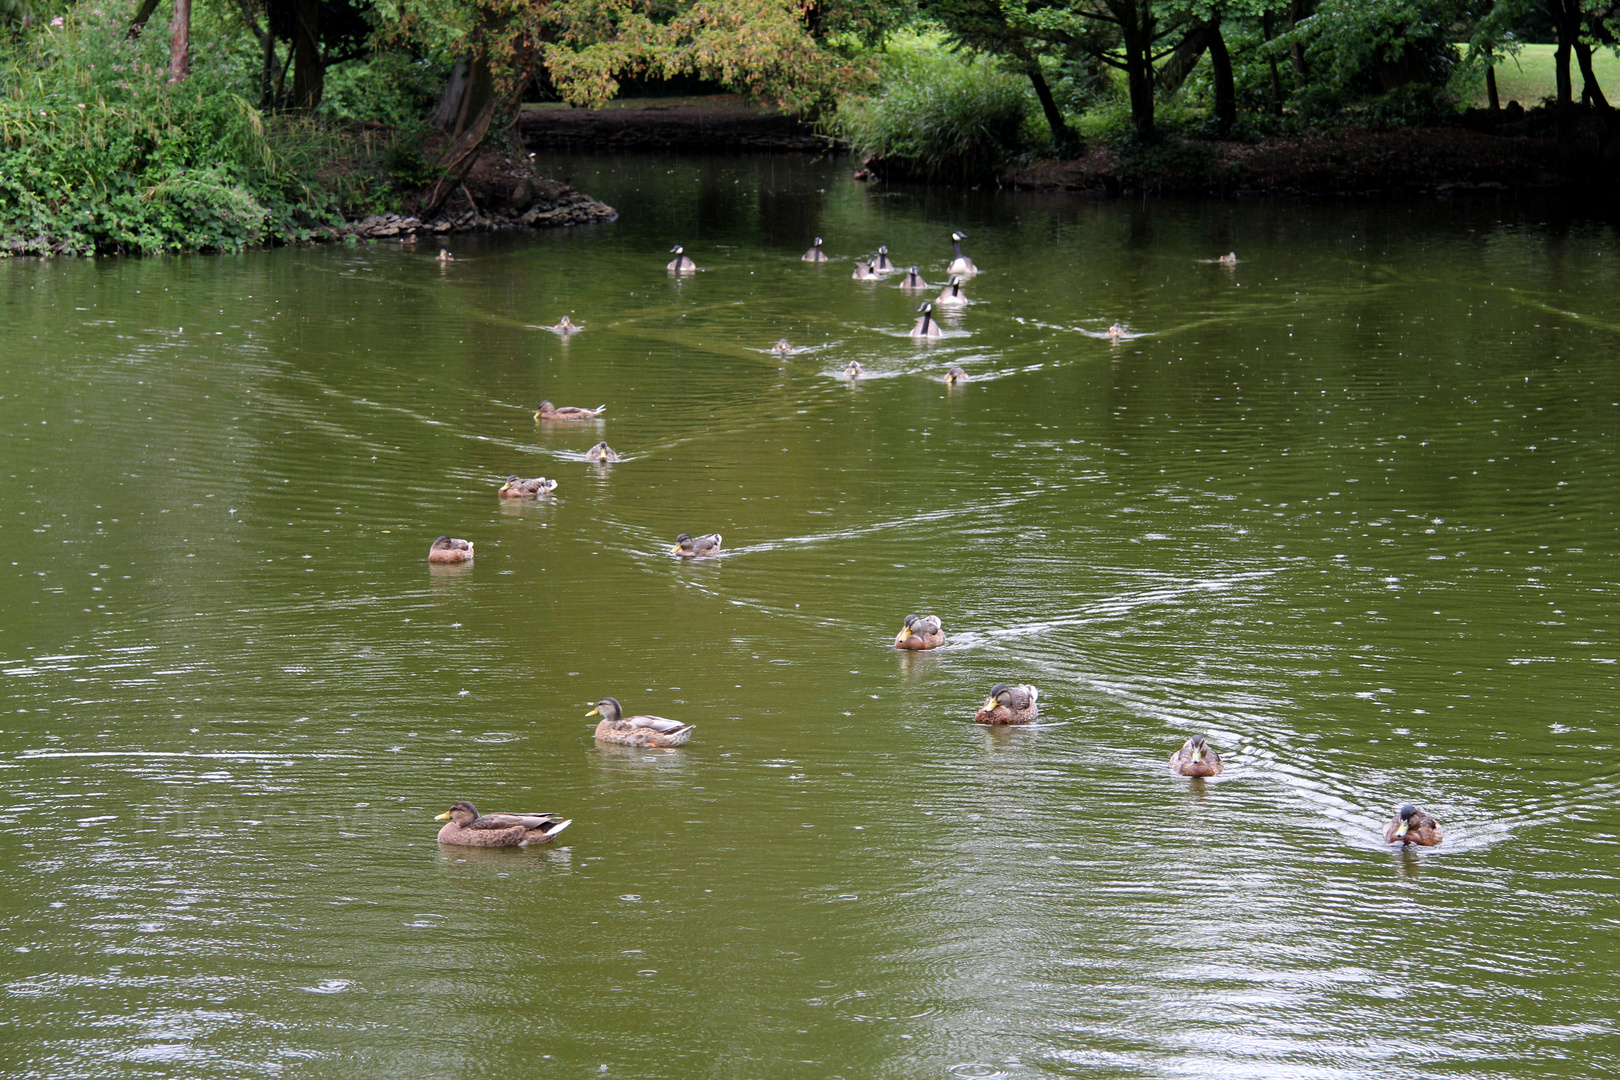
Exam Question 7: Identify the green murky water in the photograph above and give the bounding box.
[3,154,1620,1079]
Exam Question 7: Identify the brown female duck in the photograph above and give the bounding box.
[427,536,474,564]
[945,366,968,385]
[1383,804,1443,846]
[585,441,620,463]
[434,801,571,847]
[535,400,605,421]
[497,475,557,498]
[1169,734,1224,777]
[893,613,945,650]
[588,697,695,747]
[975,683,1038,724]
[671,532,722,558]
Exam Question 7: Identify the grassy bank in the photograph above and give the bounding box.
[1484,43,1620,108]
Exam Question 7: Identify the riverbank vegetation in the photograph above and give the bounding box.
[2,0,1618,256]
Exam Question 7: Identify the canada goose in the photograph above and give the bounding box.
[936,277,967,305]
[1383,804,1443,846]
[909,302,942,338]
[671,532,722,558]
[428,536,473,564]
[851,260,877,280]
[899,266,928,290]
[802,237,829,262]
[434,802,571,846]
[948,231,977,275]
[1169,735,1224,777]
[872,245,895,273]
[667,245,696,272]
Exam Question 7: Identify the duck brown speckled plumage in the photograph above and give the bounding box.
[893,613,945,650]
[535,400,605,421]
[1169,734,1224,777]
[585,441,620,463]
[975,683,1038,724]
[588,697,695,747]
[671,532,722,558]
[434,801,571,846]
[428,536,474,563]
[1383,804,1443,846]
[497,475,557,498]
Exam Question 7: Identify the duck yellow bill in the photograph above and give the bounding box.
[1395,820,1410,837]
[434,811,451,821]
[498,482,510,493]
[982,697,998,711]
[670,544,683,554]
[586,706,600,717]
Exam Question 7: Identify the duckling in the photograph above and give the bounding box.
[436,249,454,262]
[1169,734,1224,777]
[585,441,619,463]
[909,302,942,339]
[534,400,606,420]
[550,316,581,334]
[944,366,968,385]
[1383,804,1443,846]
[893,613,945,650]
[771,338,796,356]
[948,231,978,275]
[667,245,696,272]
[588,697,695,748]
[434,801,571,847]
[1105,322,1127,342]
[802,237,829,262]
[497,475,558,498]
[974,683,1038,724]
[671,532,722,558]
[935,277,968,305]
[851,260,877,281]
[899,265,928,290]
[1217,251,1238,266]
[872,245,895,273]
[843,361,863,380]
[427,535,473,564]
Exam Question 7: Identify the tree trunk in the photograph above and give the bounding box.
[1574,39,1611,110]
[167,0,190,82]
[1208,18,1235,135]
[1157,22,1211,97]
[291,0,322,110]
[1026,65,1077,150]
[1122,4,1156,137]
[433,57,474,132]
[1551,0,1576,110]
[129,0,162,36]
[1289,0,1309,89]
[1486,63,1500,111]
[261,23,277,109]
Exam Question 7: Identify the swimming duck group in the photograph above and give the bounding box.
[430,230,1441,850]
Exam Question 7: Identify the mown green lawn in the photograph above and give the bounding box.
[1483,42,1620,106]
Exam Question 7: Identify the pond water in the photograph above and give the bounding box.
[3,153,1620,1080]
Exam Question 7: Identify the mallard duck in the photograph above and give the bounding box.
[893,613,945,650]
[436,249,454,262]
[910,302,942,339]
[585,441,619,463]
[497,475,557,498]
[899,265,928,290]
[802,237,829,262]
[667,245,696,272]
[771,338,796,356]
[1383,804,1443,846]
[1105,322,1127,342]
[550,316,581,334]
[948,231,978,276]
[851,260,877,281]
[975,683,1038,724]
[427,536,473,564]
[671,532,722,558]
[843,361,863,380]
[535,400,605,421]
[588,697,695,747]
[936,277,968,306]
[1217,251,1238,266]
[945,366,968,385]
[872,245,895,273]
[1169,734,1224,777]
[435,801,571,846]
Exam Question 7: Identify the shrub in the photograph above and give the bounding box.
[832,42,1031,182]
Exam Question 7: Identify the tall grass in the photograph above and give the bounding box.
[0,5,340,255]
[832,43,1032,182]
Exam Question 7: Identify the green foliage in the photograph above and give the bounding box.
[318,50,448,127]
[0,5,340,255]
[831,39,1033,180]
